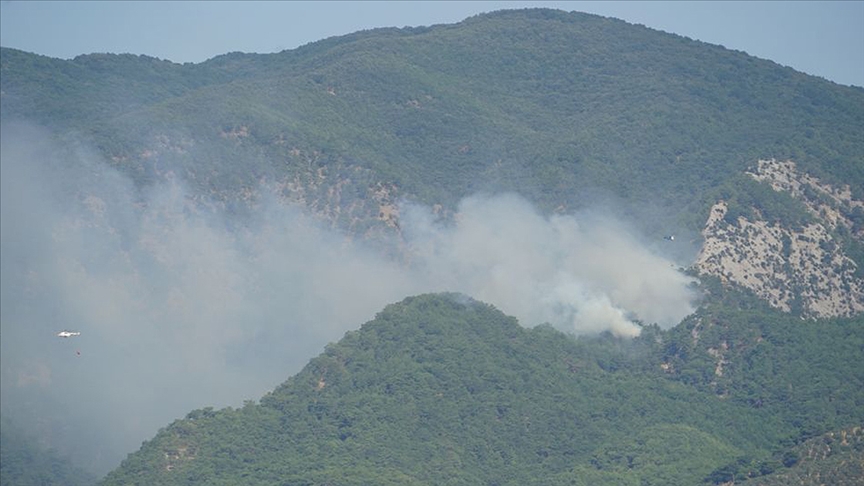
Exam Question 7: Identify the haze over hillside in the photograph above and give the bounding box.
[1,8,862,482]
[0,122,696,475]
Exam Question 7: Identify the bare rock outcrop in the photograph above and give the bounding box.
[695,160,864,318]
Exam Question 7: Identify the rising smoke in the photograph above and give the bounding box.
[0,122,697,476]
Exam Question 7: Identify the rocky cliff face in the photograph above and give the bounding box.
[695,159,864,318]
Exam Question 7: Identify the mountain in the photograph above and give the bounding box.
[2,7,863,483]
[2,9,862,314]
[2,8,862,221]
[97,293,863,485]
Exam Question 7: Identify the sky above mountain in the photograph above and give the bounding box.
[1,1,862,87]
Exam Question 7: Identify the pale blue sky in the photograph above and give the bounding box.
[1,1,862,87]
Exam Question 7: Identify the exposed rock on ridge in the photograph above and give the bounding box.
[748,159,864,240]
[695,159,864,318]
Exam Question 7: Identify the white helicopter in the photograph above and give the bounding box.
[56,330,81,338]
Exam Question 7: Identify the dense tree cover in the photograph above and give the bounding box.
[664,278,864,436]
[2,8,862,237]
[742,426,864,486]
[97,293,862,485]
[641,278,863,483]
[3,8,862,484]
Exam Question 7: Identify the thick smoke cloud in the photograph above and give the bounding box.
[0,123,697,476]
[400,194,697,336]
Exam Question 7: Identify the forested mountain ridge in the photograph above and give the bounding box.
[3,9,862,315]
[98,293,864,485]
[2,7,864,484]
[2,8,862,221]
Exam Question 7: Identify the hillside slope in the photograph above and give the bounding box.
[745,426,864,486]
[2,9,862,227]
[2,8,863,483]
[98,293,863,485]
[3,9,862,319]
[96,294,746,485]
[696,158,864,317]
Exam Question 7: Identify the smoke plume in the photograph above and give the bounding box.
[400,193,697,336]
[0,123,697,476]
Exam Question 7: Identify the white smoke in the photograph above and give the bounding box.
[400,193,696,337]
[0,123,697,476]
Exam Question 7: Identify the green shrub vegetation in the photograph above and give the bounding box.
[2,9,862,235]
[2,8,862,485]
[96,293,863,485]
